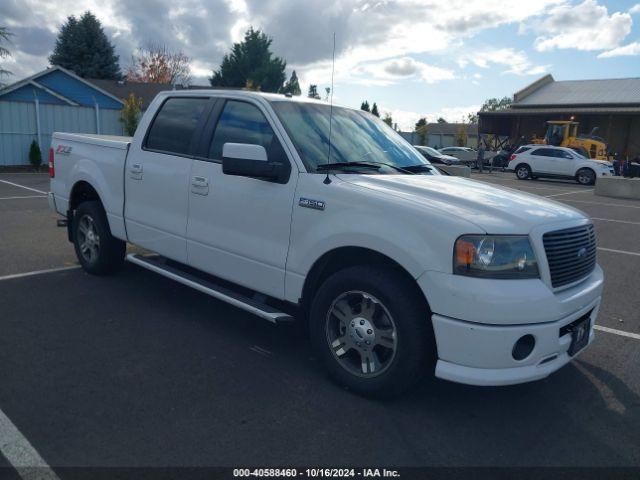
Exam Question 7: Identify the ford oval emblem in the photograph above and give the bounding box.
[577,247,587,259]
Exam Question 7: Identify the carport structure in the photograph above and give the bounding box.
[479,75,640,158]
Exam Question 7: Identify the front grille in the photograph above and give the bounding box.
[543,224,597,288]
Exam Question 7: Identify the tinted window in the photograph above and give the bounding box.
[531,148,553,157]
[209,100,287,163]
[146,98,207,155]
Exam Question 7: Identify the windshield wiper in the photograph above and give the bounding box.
[316,161,382,172]
[316,161,415,174]
[401,164,433,173]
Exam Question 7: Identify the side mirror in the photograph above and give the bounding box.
[222,143,288,183]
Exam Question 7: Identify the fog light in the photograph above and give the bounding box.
[512,334,535,361]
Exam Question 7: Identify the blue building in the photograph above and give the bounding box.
[0,66,125,166]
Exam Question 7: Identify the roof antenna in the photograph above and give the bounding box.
[323,32,336,185]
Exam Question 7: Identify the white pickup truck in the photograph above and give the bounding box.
[49,90,603,397]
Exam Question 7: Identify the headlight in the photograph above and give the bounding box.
[454,235,539,279]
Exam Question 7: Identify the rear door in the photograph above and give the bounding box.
[186,98,298,298]
[529,148,555,174]
[124,96,213,263]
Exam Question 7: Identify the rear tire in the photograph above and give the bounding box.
[309,265,435,398]
[515,164,531,180]
[576,168,595,185]
[72,201,125,275]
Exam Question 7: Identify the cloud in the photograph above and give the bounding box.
[534,0,633,52]
[629,4,640,14]
[352,57,455,85]
[458,48,548,76]
[598,41,640,58]
[0,0,564,85]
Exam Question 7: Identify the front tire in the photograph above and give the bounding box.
[576,168,596,185]
[72,201,125,275]
[309,265,435,398]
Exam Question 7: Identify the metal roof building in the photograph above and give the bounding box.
[479,75,640,157]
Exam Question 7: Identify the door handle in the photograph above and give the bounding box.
[191,176,209,195]
[192,176,209,187]
[130,163,143,180]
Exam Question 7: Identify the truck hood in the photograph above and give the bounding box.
[337,174,586,234]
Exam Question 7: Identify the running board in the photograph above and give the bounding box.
[126,254,293,323]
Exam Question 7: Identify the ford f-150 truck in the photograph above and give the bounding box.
[48,90,603,397]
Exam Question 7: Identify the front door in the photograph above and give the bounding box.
[125,96,212,263]
[186,99,298,298]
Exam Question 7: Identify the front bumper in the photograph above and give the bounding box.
[418,266,603,386]
[432,298,598,386]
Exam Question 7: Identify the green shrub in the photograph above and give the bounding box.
[29,139,42,169]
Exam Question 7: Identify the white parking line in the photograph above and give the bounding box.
[0,195,47,200]
[591,217,640,226]
[563,199,640,209]
[597,247,640,257]
[594,325,640,341]
[0,266,80,282]
[545,189,594,198]
[0,409,60,480]
[0,179,47,195]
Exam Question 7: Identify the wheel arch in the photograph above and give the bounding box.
[300,246,431,314]
[69,180,103,211]
[64,181,103,242]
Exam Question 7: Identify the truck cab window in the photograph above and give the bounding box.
[145,98,207,156]
[209,100,287,164]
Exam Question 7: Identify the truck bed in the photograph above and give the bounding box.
[50,132,133,241]
[53,132,132,150]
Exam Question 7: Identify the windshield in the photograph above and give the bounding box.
[270,102,436,174]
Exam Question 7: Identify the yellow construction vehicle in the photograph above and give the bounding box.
[532,121,607,160]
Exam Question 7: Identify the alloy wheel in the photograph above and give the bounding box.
[325,291,397,377]
[77,214,101,264]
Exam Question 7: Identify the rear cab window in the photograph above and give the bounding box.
[145,97,208,156]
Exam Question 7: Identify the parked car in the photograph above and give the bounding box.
[414,146,462,165]
[509,145,614,185]
[48,91,602,397]
[439,146,496,167]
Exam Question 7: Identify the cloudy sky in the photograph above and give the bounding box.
[2,0,640,129]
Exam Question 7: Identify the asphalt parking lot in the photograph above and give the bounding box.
[0,172,639,476]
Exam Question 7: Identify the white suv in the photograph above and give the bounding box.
[509,145,613,185]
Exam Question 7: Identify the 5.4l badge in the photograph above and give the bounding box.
[299,197,326,211]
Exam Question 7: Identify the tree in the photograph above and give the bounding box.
[126,43,191,85]
[210,27,286,93]
[119,93,142,136]
[28,139,42,170]
[382,112,393,127]
[49,11,121,79]
[360,101,370,112]
[468,96,512,124]
[437,117,447,124]
[0,27,12,86]
[280,70,301,95]
[307,84,320,99]
[371,102,380,117]
[455,124,468,147]
[414,117,428,145]
[324,87,331,101]
[480,96,512,112]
